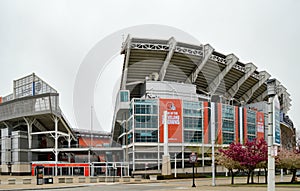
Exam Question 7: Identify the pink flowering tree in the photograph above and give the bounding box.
[219,138,268,184]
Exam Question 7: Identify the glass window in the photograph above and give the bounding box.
[120,91,129,102]
[222,105,235,144]
[183,101,202,117]
[128,118,133,130]
[134,99,158,114]
[128,133,133,144]
[184,130,202,143]
[183,117,202,130]
[134,116,158,129]
[247,110,256,141]
[135,130,158,143]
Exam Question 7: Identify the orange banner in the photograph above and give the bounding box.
[235,106,239,143]
[244,108,248,143]
[159,98,182,143]
[203,102,209,144]
[217,103,222,144]
[0,97,2,104]
[256,112,265,140]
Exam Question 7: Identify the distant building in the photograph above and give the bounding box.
[0,73,121,176]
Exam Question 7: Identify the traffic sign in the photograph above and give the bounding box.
[189,153,198,163]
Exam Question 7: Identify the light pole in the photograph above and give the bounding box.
[210,102,216,186]
[196,90,217,186]
[174,153,177,178]
[267,79,279,191]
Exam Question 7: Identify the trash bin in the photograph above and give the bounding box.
[44,177,53,184]
[36,166,44,185]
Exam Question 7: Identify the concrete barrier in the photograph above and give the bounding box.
[58,177,65,183]
[8,178,16,184]
[78,177,86,183]
[149,175,157,181]
[113,176,120,182]
[90,177,97,183]
[134,175,142,182]
[105,176,114,182]
[22,178,32,184]
[98,176,106,182]
[121,176,130,182]
[65,177,73,183]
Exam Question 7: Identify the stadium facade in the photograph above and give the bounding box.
[112,36,295,172]
[0,36,296,176]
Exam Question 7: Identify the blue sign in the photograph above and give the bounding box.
[273,95,281,146]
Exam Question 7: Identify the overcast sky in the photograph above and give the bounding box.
[0,0,299,133]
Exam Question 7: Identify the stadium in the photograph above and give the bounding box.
[0,36,296,176]
[111,35,295,173]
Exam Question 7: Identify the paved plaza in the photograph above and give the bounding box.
[0,175,297,191]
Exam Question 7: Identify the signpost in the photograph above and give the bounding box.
[267,80,281,191]
[189,152,198,187]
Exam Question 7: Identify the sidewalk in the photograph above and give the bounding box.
[0,176,103,190]
[0,175,295,191]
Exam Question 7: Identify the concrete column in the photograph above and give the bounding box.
[267,97,275,191]
[54,117,59,176]
[24,118,34,162]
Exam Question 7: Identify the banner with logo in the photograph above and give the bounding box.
[159,98,182,143]
[273,95,281,145]
[256,112,265,140]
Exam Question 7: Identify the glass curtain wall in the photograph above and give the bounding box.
[247,110,256,141]
[183,101,203,143]
[133,99,158,143]
[222,104,235,144]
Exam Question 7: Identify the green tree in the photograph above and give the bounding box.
[216,152,242,184]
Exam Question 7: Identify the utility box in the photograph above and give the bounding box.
[44,177,53,184]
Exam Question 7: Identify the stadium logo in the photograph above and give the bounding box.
[167,102,176,111]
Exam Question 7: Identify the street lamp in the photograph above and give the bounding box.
[210,102,216,187]
[174,153,177,178]
[267,79,279,191]
[199,90,217,186]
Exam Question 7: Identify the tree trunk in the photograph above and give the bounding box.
[291,169,296,183]
[247,170,250,184]
[251,170,254,184]
[230,169,234,184]
[257,169,260,184]
[264,167,267,184]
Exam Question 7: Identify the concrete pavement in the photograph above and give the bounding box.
[0,175,296,191]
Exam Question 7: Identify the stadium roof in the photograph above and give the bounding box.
[120,36,291,113]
